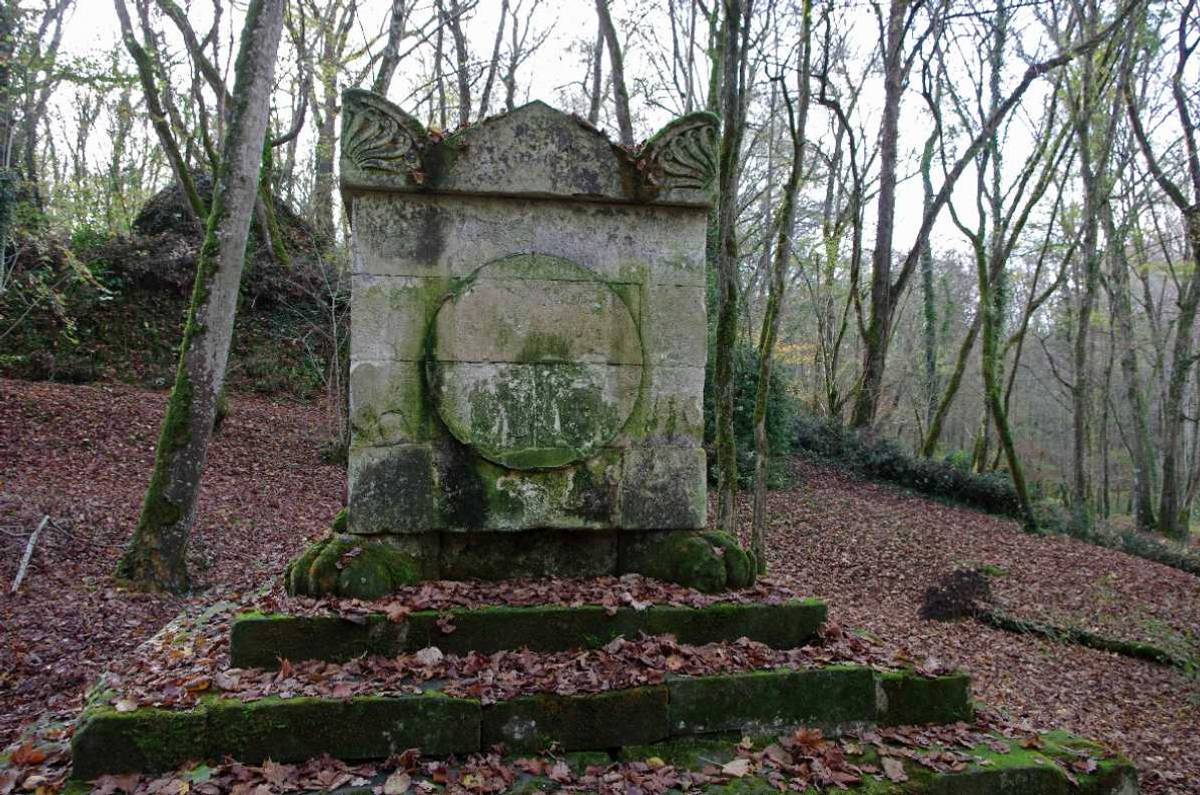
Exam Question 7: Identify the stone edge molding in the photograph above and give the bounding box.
[339,88,720,207]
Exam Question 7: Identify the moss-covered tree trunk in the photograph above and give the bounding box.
[751,0,809,574]
[116,0,287,592]
[713,0,750,538]
[1105,205,1156,530]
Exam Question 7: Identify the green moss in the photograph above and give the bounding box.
[517,331,572,363]
[72,705,206,778]
[284,535,425,599]
[481,688,669,753]
[229,599,826,668]
[331,507,348,532]
[667,667,877,735]
[620,531,753,593]
[701,531,757,588]
[878,671,973,726]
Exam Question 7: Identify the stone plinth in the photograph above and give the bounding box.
[287,92,754,596]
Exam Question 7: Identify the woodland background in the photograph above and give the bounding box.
[1,0,1198,555]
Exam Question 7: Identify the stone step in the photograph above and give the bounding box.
[71,666,969,779]
[229,598,827,668]
[303,734,1139,795]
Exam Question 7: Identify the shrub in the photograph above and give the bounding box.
[703,341,798,490]
[792,413,1023,516]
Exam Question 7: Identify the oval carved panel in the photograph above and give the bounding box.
[428,254,643,470]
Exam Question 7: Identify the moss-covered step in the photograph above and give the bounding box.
[615,732,1138,794]
[481,687,671,753]
[666,668,972,736]
[229,598,827,668]
[71,693,480,779]
[71,666,968,778]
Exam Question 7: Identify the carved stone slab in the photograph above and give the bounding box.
[337,93,722,584]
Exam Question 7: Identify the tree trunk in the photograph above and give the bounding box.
[1105,206,1157,529]
[1157,212,1200,540]
[595,0,634,147]
[373,0,409,96]
[714,0,750,538]
[752,0,810,574]
[849,0,907,429]
[116,0,286,592]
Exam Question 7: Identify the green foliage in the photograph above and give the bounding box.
[1034,500,1200,577]
[794,414,1023,516]
[703,341,797,490]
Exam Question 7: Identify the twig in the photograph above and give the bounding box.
[10,515,48,594]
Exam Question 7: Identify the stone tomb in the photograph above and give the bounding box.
[287,91,754,598]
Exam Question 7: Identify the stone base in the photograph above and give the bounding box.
[284,528,756,598]
[71,667,972,778]
[229,599,828,668]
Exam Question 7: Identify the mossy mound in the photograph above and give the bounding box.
[620,530,756,593]
[285,534,424,600]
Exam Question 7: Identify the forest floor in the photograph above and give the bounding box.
[1,378,1197,794]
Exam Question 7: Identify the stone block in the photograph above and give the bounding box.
[617,449,706,530]
[639,284,707,367]
[349,445,435,534]
[876,671,974,726]
[204,695,479,764]
[71,706,206,778]
[350,194,705,287]
[349,360,429,447]
[618,530,755,593]
[617,365,704,446]
[350,274,444,362]
[432,443,621,531]
[439,529,617,580]
[666,667,878,735]
[481,688,670,753]
[431,362,641,470]
[433,266,643,366]
[228,599,828,668]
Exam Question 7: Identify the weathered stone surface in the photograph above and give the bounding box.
[350,194,706,287]
[639,284,707,368]
[439,529,617,578]
[617,365,705,446]
[349,274,444,362]
[617,450,706,530]
[481,688,670,753]
[348,445,435,533]
[349,360,428,448]
[432,255,643,365]
[71,706,206,778]
[340,96,718,207]
[204,695,479,763]
[335,93,719,590]
[431,362,641,470]
[432,444,621,531]
[877,671,974,726]
[667,667,877,735]
[229,599,828,667]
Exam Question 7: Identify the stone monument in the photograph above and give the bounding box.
[286,91,753,598]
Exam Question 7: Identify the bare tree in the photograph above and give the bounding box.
[117,0,287,592]
[595,0,634,146]
[1124,0,1200,540]
[751,0,811,571]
